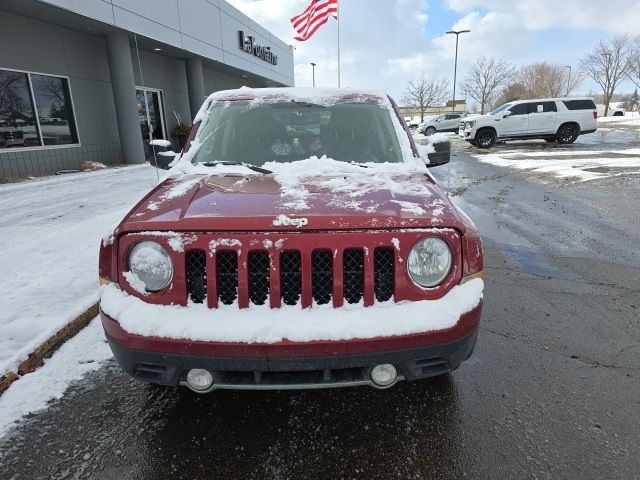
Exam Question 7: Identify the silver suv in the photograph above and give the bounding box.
[459,98,598,148]
[419,113,466,135]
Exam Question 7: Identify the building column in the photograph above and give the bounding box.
[186,57,205,120]
[105,31,145,164]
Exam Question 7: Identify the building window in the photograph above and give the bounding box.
[0,68,78,151]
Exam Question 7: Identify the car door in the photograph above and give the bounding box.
[441,114,462,132]
[499,103,528,136]
[526,101,557,134]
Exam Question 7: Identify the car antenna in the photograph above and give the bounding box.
[134,34,160,182]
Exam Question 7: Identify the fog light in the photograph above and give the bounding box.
[370,364,398,387]
[186,368,213,391]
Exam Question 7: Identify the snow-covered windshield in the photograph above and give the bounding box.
[490,103,513,115]
[190,100,404,165]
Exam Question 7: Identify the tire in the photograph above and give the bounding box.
[544,138,556,143]
[424,126,436,136]
[475,128,496,148]
[469,140,477,146]
[557,124,579,144]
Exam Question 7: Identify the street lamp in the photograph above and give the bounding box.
[445,29,470,113]
[310,62,317,87]
[565,66,572,96]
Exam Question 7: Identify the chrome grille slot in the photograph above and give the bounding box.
[280,250,301,306]
[248,251,270,305]
[312,250,333,305]
[216,250,238,305]
[186,250,207,304]
[343,248,364,304]
[374,247,394,302]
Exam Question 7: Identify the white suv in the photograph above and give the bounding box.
[459,98,597,148]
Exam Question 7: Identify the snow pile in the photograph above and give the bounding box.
[262,156,430,210]
[149,139,172,147]
[0,318,112,439]
[428,133,451,144]
[390,200,426,215]
[100,279,483,344]
[123,271,148,295]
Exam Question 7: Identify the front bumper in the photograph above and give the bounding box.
[101,302,482,391]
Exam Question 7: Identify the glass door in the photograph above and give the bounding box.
[136,87,167,158]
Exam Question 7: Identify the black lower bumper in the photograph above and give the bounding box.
[108,329,478,391]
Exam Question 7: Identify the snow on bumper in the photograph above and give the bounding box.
[99,279,484,344]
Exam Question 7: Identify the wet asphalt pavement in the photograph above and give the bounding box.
[1,132,639,479]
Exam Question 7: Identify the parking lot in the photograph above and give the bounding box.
[1,127,638,480]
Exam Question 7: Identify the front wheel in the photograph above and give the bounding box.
[475,129,496,148]
[424,126,436,136]
[557,124,579,144]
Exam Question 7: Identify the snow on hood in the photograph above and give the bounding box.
[121,163,462,233]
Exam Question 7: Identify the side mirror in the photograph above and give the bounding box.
[502,110,512,117]
[418,139,451,168]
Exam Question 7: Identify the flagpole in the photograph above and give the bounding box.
[337,1,341,87]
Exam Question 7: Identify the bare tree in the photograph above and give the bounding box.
[515,62,584,98]
[581,34,635,116]
[627,36,640,89]
[461,56,515,114]
[401,72,449,122]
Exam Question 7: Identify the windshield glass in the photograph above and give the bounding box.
[191,100,404,166]
[490,103,513,115]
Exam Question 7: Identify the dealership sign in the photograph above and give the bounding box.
[238,31,278,65]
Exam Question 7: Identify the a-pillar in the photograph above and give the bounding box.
[105,31,146,164]
[186,57,205,120]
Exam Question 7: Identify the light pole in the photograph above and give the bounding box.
[310,62,317,87]
[565,65,572,96]
[445,29,470,113]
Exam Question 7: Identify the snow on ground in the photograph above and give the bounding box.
[0,317,111,439]
[597,113,640,126]
[473,150,640,181]
[0,164,163,376]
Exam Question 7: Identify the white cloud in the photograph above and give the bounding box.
[225,0,639,103]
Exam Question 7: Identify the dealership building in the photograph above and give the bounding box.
[0,0,294,180]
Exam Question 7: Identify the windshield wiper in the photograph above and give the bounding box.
[200,161,272,174]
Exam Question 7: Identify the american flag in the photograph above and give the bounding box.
[290,0,338,42]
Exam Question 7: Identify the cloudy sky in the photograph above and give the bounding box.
[227,0,639,103]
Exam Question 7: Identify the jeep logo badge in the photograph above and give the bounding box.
[272,214,308,228]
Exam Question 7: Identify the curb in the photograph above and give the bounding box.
[0,303,100,396]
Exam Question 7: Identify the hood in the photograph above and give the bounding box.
[119,171,465,233]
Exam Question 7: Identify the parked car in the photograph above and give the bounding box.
[419,113,467,135]
[99,88,484,393]
[596,104,625,117]
[459,97,598,148]
[406,118,421,130]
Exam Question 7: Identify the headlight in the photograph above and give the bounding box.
[466,120,476,128]
[128,241,174,292]
[407,237,452,288]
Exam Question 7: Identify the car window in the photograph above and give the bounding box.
[526,102,557,114]
[490,103,512,115]
[191,100,404,165]
[444,114,460,120]
[508,103,527,116]
[563,100,597,110]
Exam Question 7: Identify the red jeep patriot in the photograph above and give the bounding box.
[99,88,484,392]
